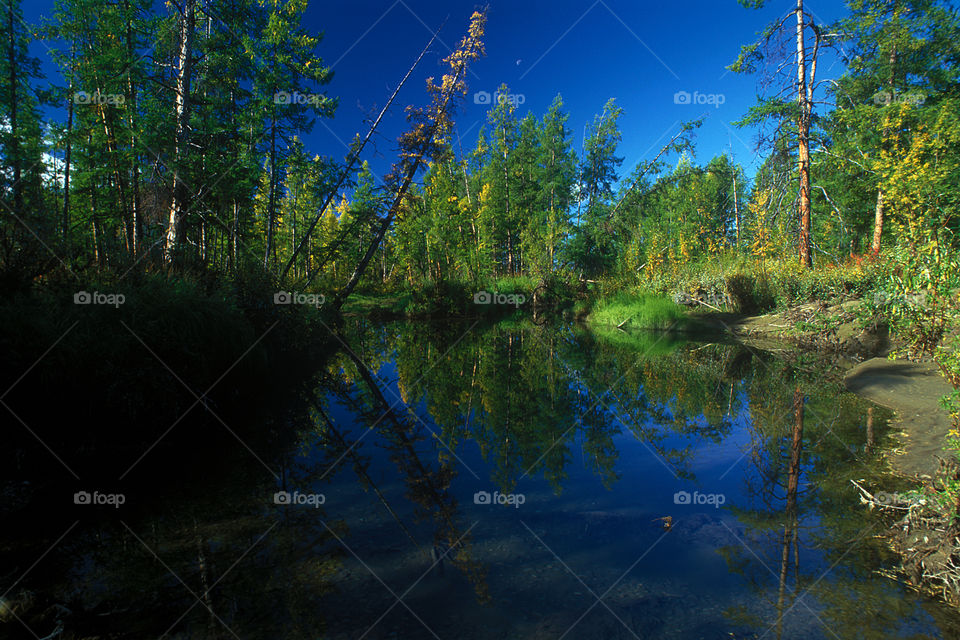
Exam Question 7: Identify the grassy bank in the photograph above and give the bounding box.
[585,292,693,331]
[344,274,581,317]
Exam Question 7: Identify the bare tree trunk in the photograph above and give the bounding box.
[263,116,277,270]
[278,26,441,283]
[871,42,897,257]
[164,0,196,265]
[229,200,239,270]
[63,75,73,242]
[126,0,141,256]
[870,191,884,256]
[733,172,740,248]
[95,101,133,252]
[330,10,485,307]
[502,147,513,275]
[796,0,813,269]
[7,0,22,216]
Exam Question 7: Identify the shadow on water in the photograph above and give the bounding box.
[3,317,960,639]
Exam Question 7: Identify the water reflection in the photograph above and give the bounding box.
[2,318,958,639]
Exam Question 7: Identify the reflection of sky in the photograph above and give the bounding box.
[284,335,940,638]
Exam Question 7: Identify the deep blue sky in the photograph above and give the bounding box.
[24,0,852,188]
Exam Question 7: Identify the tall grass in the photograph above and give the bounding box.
[587,293,689,331]
[628,253,878,314]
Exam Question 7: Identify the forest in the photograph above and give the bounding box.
[2,0,960,638]
[0,1,957,315]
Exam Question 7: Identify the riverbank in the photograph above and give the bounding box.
[844,357,956,478]
[688,298,960,608]
[686,300,954,478]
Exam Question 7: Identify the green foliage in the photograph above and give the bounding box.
[867,244,960,357]
[587,292,689,331]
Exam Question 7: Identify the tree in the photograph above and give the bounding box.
[567,98,623,276]
[249,0,335,271]
[829,0,960,256]
[479,83,520,275]
[530,95,576,276]
[0,0,45,224]
[730,0,836,268]
[332,9,487,309]
[163,0,196,264]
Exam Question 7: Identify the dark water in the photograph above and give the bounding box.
[3,319,958,639]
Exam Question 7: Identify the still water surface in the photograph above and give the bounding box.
[8,319,959,639]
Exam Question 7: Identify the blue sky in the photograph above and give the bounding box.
[24,0,852,188]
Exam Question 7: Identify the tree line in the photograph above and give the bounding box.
[0,0,957,305]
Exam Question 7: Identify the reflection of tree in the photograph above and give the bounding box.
[331,317,956,637]
[349,319,747,492]
[28,479,347,639]
[773,387,803,640]
[719,364,941,639]
[318,336,490,603]
[1,388,347,640]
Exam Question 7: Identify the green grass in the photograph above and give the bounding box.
[629,253,878,314]
[587,293,691,331]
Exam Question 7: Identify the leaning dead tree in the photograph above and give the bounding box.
[605,117,703,222]
[278,22,447,283]
[327,10,488,310]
